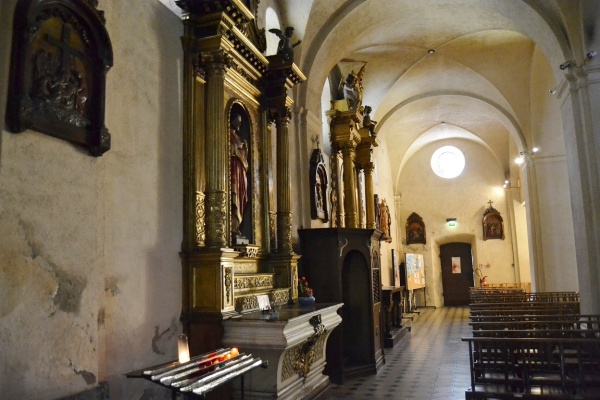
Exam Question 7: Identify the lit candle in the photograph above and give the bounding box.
[230,347,239,357]
[178,333,190,363]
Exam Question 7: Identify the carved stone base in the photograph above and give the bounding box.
[222,303,343,399]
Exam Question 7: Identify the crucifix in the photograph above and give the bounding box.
[312,134,320,149]
[45,24,86,72]
[487,200,494,208]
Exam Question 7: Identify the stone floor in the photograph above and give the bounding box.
[319,306,472,400]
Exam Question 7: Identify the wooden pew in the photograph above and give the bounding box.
[470,317,600,332]
[462,336,600,399]
[470,292,579,304]
[464,290,598,398]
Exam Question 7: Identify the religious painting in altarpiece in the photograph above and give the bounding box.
[6,0,113,156]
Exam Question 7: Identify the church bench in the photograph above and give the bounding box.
[462,337,600,399]
[470,292,579,304]
[471,329,600,339]
[470,317,600,332]
[470,311,585,323]
[469,304,581,318]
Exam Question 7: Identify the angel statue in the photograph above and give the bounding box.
[363,105,377,137]
[268,26,302,62]
[339,63,366,111]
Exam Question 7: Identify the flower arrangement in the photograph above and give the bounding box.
[298,276,314,298]
[475,263,490,285]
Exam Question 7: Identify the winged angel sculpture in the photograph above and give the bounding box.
[339,63,366,111]
[268,26,302,62]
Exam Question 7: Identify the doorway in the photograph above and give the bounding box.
[440,243,474,306]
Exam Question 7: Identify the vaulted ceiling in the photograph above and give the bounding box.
[282,0,579,191]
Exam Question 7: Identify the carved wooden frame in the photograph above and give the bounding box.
[5,0,113,156]
[309,148,329,222]
[406,212,426,245]
[482,206,504,240]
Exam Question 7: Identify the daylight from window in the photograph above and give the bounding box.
[431,146,465,179]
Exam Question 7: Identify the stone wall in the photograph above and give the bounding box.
[0,1,183,399]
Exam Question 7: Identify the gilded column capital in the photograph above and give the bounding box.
[200,50,233,76]
[341,140,357,155]
[267,107,292,126]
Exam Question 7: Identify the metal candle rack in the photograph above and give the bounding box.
[126,347,267,399]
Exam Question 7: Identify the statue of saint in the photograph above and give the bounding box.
[268,26,302,62]
[379,198,389,237]
[230,114,249,236]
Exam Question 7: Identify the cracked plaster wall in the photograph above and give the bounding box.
[0,1,183,399]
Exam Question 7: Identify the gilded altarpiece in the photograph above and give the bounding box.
[175,0,306,359]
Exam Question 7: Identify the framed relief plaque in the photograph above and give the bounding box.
[406,212,426,245]
[6,0,113,156]
[482,201,504,240]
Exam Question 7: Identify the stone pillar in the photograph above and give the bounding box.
[364,163,376,229]
[341,141,359,228]
[273,109,293,254]
[560,65,600,314]
[520,154,544,291]
[202,51,230,248]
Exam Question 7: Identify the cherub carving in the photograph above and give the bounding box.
[268,26,301,62]
[362,105,377,136]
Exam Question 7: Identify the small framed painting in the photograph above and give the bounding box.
[451,257,461,274]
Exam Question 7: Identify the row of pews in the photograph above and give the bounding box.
[462,287,600,399]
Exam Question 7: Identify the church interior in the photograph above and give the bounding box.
[0,0,599,399]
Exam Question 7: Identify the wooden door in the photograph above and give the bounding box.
[440,243,474,306]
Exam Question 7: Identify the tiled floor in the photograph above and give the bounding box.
[320,306,472,400]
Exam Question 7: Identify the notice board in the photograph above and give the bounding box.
[405,253,425,290]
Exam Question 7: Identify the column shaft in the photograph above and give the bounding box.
[342,142,358,228]
[275,111,293,253]
[203,53,228,248]
[364,164,376,229]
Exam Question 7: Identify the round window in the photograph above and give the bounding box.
[431,146,465,179]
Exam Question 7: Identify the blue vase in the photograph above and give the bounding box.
[298,296,315,306]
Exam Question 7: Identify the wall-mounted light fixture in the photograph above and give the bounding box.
[446,218,457,227]
[503,179,521,189]
[560,60,574,70]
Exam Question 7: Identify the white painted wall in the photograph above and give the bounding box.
[0,1,183,399]
[372,135,399,285]
[397,139,515,307]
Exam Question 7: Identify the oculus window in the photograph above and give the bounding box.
[431,146,465,178]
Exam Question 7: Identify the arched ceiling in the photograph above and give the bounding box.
[289,0,569,192]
